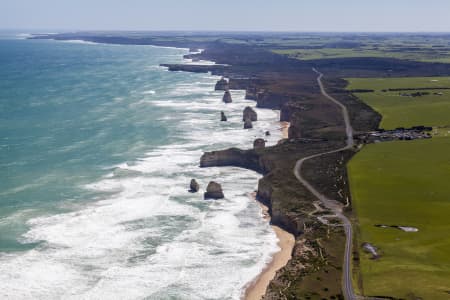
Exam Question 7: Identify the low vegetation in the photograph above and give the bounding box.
[274,47,450,63]
[346,77,450,129]
[272,35,450,63]
[348,137,450,299]
[347,77,450,91]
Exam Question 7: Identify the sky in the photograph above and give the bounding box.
[1,0,450,32]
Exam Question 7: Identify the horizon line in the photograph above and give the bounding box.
[2,28,450,35]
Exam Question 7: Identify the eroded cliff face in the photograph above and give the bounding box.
[245,87,260,100]
[280,101,307,122]
[243,106,257,122]
[200,146,305,236]
[255,91,291,109]
[256,177,303,236]
[214,78,229,91]
[200,148,264,173]
[288,112,303,139]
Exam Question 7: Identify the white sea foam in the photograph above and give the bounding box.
[15,33,32,39]
[184,59,217,66]
[0,57,282,299]
[62,40,100,45]
[141,90,156,95]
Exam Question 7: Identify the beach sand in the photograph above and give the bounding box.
[244,201,295,300]
[280,122,290,139]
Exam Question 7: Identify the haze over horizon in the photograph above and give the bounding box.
[1,0,450,33]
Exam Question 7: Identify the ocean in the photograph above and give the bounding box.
[0,35,282,299]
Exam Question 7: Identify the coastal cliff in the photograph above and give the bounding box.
[160,63,229,75]
[255,91,291,109]
[200,148,263,172]
[199,146,304,236]
[215,78,229,91]
[138,37,381,299]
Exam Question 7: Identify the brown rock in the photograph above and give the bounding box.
[243,106,257,122]
[215,78,229,91]
[244,119,253,129]
[189,179,199,193]
[288,111,302,139]
[245,87,258,100]
[222,91,232,103]
[280,101,307,122]
[253,138,266,150]
[204,181,224,199]
[200,148,262,172]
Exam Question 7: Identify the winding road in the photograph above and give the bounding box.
[293,69,357,300]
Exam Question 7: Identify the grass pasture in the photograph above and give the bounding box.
[347,76,450,298]
[273,43,450,63]
[347,77,450,92]
[348,137,450,299]
[346,77,450,129]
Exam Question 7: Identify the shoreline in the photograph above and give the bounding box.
[243,197,295,300]
[280,121,290,139]
[176,50,293,299]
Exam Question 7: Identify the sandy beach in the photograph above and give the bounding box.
[244,201,295,300]
[280,122,290,139]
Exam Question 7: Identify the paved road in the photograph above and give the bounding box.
[293,69,357,300]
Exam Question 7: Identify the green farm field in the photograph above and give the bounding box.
[348,137,450,299]
[348,76,450,298]
[347,77,450,91]
[346,77,450,129]
[273,40,450,63]
[273,47,450,63]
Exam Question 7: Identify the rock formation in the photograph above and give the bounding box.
[280,101,307,122]
[244,119,253,129]
[220,111,227,121]
[215,78,229,91]
[160,63,228,74]
[245,87,258,100]
[288,111,302,139]
[200,147,269,174]
[243,106,257,122]
[253,138,266,150]
[204,181,224,199]
[189,179,199,193]
[199,147,300,235]
[255,91,291,109]
[222,90,232,103]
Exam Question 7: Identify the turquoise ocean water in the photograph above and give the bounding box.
[0,34,281,299]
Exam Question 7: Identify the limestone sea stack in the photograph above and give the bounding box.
[204,181,224,199]
[253,138,266,150]
[244,119,253,129]
[189,179,199,193]
[220,111,227,121]
[215,78,229,91]
[243,106,257,122]
[222,90,232,103]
